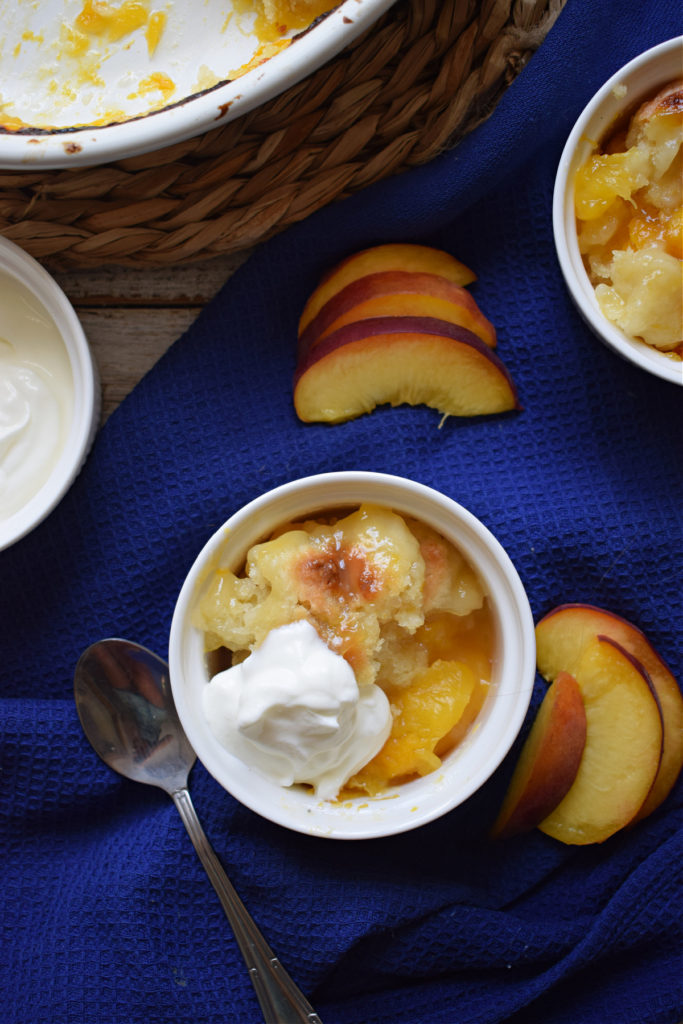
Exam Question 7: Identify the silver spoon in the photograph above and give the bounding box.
[74,637,322,1024]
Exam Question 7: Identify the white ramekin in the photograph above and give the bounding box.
[553,36,683,387]
[169,471,536,839]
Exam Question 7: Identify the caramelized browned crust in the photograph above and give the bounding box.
[632,78,683,125]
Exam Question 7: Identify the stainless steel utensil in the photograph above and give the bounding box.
[74,637,322,1024]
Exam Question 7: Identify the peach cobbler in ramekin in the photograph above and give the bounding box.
[195,503,495,797]
[574,79,683,357]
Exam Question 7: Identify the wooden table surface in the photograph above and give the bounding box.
[52,253,251,425]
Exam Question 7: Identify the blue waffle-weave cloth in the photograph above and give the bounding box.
[2,1,682,1021]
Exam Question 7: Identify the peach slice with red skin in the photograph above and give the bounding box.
[298,244,477,336]
[490,672,587,839]
[293,316,519,424]
[538,635,663,845]
[297,270,497,360]
[535,603,683,820]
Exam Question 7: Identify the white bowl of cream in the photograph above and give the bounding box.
[169,472,536,840]
[0,236,99,550]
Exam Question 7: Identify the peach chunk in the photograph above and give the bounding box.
[414,609,494,754]
[539,636,663,845]
[535,603,683,820]
[348,659,477,794]
[293,316,519,424]
[298,244,477,335]
[490,672,587,839]
[297,270,497,358]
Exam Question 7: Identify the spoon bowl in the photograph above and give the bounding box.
[75,639,194,793]
[74,637,322,1024]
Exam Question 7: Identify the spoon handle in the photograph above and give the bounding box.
[172,788,323,1024]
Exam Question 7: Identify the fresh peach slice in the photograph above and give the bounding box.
[297,270,496,358]
[535,603,683,820]
[298,244,476,336]
[293,316,519,424]
[490,672,587,839]
[539,635,663,844]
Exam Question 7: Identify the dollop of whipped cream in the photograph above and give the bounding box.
[202,620,392,800]
[0,352,65,520]
[0,274,74,522]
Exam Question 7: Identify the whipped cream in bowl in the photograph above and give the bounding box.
[169,472,536,839]
[0,237,99,551]
[0,291,73,521]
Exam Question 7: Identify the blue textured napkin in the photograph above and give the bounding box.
[2,1,682,1022]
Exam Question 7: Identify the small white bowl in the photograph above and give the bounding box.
[169,472,536,839]
[0,237,99,551]
[553,37,683,387]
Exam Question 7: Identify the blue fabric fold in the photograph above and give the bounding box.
[2,1,682,1022]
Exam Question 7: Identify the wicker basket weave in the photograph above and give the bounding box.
[0,0,565,267]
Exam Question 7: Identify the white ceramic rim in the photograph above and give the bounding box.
[0,0,397,170]
[169,471,536,839]
[552,36,683,387]
[0,236,99,551]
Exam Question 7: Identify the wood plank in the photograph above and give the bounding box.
[52,252,250,306]
[53,253,253,424]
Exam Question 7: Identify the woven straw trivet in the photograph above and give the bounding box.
[0,0,566,267]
